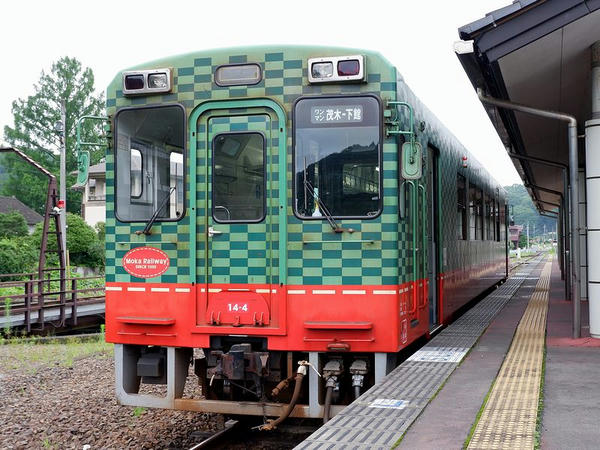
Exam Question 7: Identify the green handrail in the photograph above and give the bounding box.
[418,183,427,309]
[401,180,418,315]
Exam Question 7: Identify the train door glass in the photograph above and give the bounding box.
[427,146,439,328]
[198,112,274,327]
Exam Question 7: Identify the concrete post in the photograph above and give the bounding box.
[585,41,600,337]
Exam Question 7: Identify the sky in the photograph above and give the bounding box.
[0,0,522,186]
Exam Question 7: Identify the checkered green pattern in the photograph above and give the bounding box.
[395,77,507,275]
[201,113,274,285]
[104,46,505,286]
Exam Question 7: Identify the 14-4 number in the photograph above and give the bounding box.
[227,303,248,312]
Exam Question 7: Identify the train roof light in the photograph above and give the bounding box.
[215,63,262,86]
[122,68,172,96]
[308,55,366,84]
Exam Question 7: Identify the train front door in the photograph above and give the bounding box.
[196,109,278,327]
[427,146,440,329]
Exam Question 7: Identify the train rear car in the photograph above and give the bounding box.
[95,46,508,419]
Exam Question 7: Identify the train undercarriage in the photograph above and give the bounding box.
[115,337,399,424]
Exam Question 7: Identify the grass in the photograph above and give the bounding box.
[132,406,147,418]
[3,298,11,335]
[0,334,113,373]
[534,346,547,449]
[463,380,495,449]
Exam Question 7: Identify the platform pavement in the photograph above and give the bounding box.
[297,255,543,449]
[399,255,600,449]
[540,258,600,449]
[397,257,542,449]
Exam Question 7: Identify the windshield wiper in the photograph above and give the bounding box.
[303,179,346,233]
[137,186,176,235]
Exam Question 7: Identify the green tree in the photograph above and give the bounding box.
[32,213,103,268]
[0,238,38,277]
[2,56,105,215]
[505,183,556,239]
[518,232,528,249]
[0,212,28,238]
[95,221,105,242]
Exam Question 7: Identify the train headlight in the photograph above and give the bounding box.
[122,68,172,96]
[308,55,366,84]
[148,73,168,89]
[311,62,333,79]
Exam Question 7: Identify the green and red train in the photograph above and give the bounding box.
[87,46,508,420]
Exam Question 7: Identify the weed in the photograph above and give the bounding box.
[464,379,496,449]
[0,335,113,373]
[534,346,547,449]
[3,298,12,336]
[133,406,146,417]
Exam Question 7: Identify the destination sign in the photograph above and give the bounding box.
[310,105,364,124]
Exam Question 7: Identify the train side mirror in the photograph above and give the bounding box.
[401,141,422,179]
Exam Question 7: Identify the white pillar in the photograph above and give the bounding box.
[586,41,600,338]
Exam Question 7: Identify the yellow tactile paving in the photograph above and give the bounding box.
[467,258,551,450]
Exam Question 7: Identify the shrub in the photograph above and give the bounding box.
[0,211,28,238]
[0,237,38,276]
[32,213,104,268]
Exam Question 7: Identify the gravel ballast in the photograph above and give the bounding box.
[0,340,222,449]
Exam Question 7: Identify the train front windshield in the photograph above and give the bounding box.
[114,105,185,222]
[294,96,381,219]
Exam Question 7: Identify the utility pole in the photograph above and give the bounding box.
[527,221,530,249]
[58,101,67,267]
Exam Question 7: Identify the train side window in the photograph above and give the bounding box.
[476,188,484,240]
[494,199,500,241]
[469,183,483,240]
[500,204,508,242]
[170,152,184,218]
[130,149,143,198]
[115,104,186,223]
[457,174,467,240]
[212,132,265,223]
[485,194,494,240]
[469,184,476,239]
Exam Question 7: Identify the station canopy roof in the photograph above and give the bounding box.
[457,0,600,211]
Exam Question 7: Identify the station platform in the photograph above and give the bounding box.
[297,254,600,449]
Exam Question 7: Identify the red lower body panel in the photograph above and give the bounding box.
[105,280,431,352]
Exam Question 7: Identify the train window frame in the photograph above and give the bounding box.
[291,94,383,221]
[469,182,484,240]
[211,131,267,224]
[457,173,467,240]
[485,192,494,241]
[113,103,187,224]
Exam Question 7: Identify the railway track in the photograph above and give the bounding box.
[186,419,317,449]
